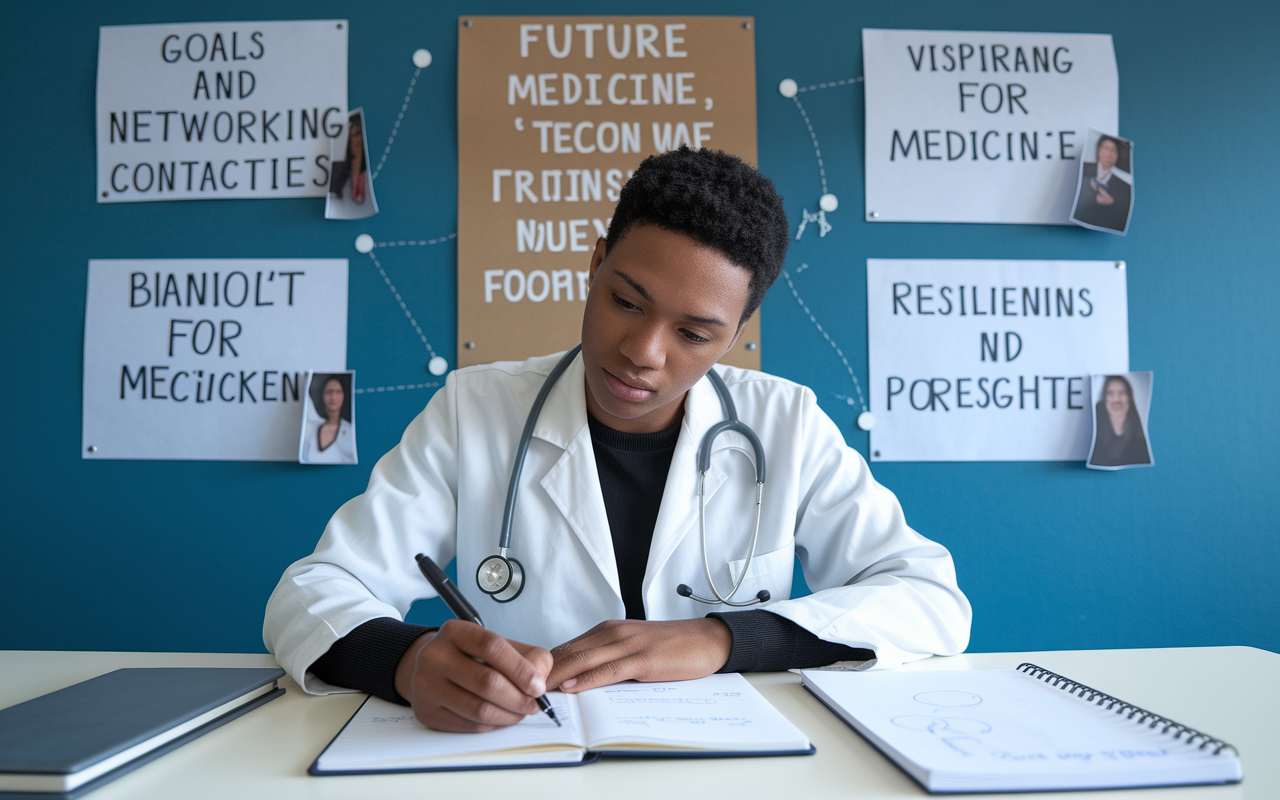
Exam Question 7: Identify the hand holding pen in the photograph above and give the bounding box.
[395,553,561,731]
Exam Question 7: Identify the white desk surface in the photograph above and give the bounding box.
[2,646,1274,799]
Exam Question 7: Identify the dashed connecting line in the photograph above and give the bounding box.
[778,76,872,420]
[790,95,828,197]
[789,76,864,189]
[348,51,445,395]
[795,76,863,94]
[375,233,457,248]
[366,249,438,359]
[783,75,864,240]
[781,268,866,414]
[370,66,421,181]
[787,75,864,190]
[354,382,440,395]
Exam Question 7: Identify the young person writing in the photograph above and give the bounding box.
[264,148,971,733]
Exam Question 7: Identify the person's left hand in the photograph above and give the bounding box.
[548,618,732,692]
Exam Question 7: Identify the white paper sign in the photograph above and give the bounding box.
[863,29,1117,225]
[83,259,348,460]
[867,259,1128,461]
[97,21,347,202]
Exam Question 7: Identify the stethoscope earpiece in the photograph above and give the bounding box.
[677,584,771,606]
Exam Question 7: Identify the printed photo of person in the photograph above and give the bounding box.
[299,371,358,465]
[325,108,379,220]
[1087,372,1153,470]
[1071,128,1134,235]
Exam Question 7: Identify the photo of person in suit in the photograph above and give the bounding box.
[1071,131,1133,234]
[299,372,358,465]
[1088,373,1153,470]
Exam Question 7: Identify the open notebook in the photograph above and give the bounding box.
[311,673,813,774]
[801,664,1242,793]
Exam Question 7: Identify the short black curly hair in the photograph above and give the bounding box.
[606,147,789,325]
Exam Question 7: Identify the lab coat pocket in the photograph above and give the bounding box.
[725,545,795,599]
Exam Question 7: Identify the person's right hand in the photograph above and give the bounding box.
[1094,185,1114,205]
[393,619,553,732]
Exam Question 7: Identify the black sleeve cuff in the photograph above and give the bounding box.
[309,617,436,705]
[708,610,874,673]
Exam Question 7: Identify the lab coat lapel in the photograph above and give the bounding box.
[532,352,622,600]
[644,372,727,593]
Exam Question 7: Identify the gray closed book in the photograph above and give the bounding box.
[0,667,285,798]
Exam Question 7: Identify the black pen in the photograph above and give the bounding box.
[414,553,561,727]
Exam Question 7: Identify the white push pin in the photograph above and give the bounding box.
[819,193,839,213]
[857,411,876,431]
[778,78,798,98]
[412,49,432,68]
[428,356,448,376]
[355,234,374,253]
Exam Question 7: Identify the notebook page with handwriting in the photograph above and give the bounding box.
[577,673,812,753]
[312,692,585,773]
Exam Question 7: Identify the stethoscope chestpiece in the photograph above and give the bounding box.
[476,554,525,602]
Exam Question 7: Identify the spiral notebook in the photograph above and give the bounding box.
[801,664,1242,793]
[310,673,813,775]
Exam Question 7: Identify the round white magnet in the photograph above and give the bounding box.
[819,193,839,212]
[413,49,432,68]
[857,411,876,431]
[355,234,374,253]
[778,79,798,98]
[428,356,448,376]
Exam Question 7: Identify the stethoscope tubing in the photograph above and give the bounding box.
[496,344,583,555]
[695,474,767,606]
[482,344,768,607]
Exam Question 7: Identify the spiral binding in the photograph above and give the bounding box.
[1016,663,1237,756]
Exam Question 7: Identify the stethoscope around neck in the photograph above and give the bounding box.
[475,344,770,608]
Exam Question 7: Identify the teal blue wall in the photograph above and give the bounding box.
[3,1,1276,655]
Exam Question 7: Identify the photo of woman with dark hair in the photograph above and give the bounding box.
[1088,373,1153,469]
[299,372,358,464]
[1071,129,1133,234]
[331,112,366,203]
[325,108,379,220]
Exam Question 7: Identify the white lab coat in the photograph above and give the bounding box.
[264,352,971,695]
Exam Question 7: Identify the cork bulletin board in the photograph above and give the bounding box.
[456,15,759,368]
